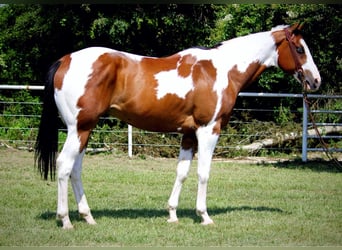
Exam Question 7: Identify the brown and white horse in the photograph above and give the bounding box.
[35,24,321,229]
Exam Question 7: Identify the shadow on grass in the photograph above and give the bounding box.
[257,158,342,173]
[39,205,286,225]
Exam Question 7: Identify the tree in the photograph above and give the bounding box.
[0,4,217,84]
[0,4,92,83]
[0,4,340,155]
[88,4,216,56]
[1,4,340,95]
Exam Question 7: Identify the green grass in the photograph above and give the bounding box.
[0,148,341,246]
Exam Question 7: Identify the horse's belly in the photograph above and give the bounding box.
[108,104,196,133]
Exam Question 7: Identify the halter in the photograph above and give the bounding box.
[284,28,306,91]
[285,28,340,168]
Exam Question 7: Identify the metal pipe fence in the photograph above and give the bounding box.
[0,85,341,161]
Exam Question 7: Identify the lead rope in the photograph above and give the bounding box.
[286,28,340,169]
[302,83,342,169]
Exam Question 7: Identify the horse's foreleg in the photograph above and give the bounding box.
[70,149,96,225]
[167,148,193,223]
[167,133,196,223]
[195,125,219,225]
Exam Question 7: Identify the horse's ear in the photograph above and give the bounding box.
[289,23,300,33]
[297,22,305,31]
[288,23,304,35]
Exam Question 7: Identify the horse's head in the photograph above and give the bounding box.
[274,23,321,92]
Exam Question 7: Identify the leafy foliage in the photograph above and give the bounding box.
[0,4,340,156]
[0,4,340,93]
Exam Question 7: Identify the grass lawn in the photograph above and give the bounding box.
[0,148,341,246]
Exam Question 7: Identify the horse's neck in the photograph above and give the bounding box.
[217,31,278,70]
[216,31,278,92]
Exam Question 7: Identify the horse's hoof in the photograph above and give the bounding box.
[167,218,179,223]
[201,219,214,225]
[196,210,214,225]
[82,214,97,225]
[62,223,74,230]
[167,206,179,223]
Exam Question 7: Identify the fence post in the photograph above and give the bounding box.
[302,98,308,162]
[128,124,133,158]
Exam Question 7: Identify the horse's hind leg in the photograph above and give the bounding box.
[56,126,95,229]
[167,133,197,223]
[70,146,96,225]
[56,127,81,229]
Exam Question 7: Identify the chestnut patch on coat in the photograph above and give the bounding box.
[178,54,197,78]
[181,132,197,151]
[191,60,218,125]
[76,52,121,151]
[228,62,266,92]
[54,54,71,90]
[141,54,180,73]
[109,53,193,133]
[217,62,267,128]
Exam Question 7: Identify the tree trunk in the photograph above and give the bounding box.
[236,126,342,153]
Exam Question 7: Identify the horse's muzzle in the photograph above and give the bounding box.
[304,77,321,92]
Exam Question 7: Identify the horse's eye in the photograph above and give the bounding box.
[296,46,305,54]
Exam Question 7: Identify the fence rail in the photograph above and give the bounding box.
[1,85,341,161]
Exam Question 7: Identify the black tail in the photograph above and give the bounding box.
[34,61,61,180]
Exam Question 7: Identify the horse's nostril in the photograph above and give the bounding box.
[314,77,322,85]
[312,78,322,90]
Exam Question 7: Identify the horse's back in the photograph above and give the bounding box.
[52,46,221,133]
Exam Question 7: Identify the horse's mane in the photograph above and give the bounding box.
[191,42,223,50]
[192,25,289,51]
[271,25,289,32]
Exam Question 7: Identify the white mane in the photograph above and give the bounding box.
[271,25,289,32]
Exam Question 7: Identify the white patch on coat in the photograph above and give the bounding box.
[154,50,211,100]
[54,47,115,126]
[121,51,144,62]
[207,31,278,124]
[154,69,194,99]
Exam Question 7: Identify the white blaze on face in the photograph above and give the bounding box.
[299,39,321,84]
